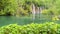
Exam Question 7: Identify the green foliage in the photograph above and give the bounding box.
[0,0,60,16]
[0,22,60,34]
[0,0,18,16]
[42,0,60,15]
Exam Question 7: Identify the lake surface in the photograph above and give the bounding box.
[0,16,33,26]
[0,16,60,27]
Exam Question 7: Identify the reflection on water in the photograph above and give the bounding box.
[0,16,60,27]
[0,16,33,26]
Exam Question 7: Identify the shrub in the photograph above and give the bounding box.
[0,22,60,34]
[0,0,18,16]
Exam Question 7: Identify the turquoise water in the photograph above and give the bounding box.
[0,16,60,27]
[0,16,33,26]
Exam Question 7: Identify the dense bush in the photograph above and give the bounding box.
[0,22,60,34]
[0,0,18,16]
[0,0,60,16]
